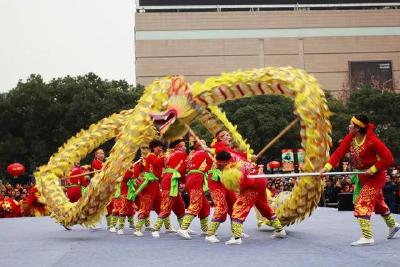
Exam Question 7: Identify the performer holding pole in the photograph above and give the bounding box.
[218,151,286,245]
[178,138,213,239]
[320,114,400,246]
[152,138,187,238]
[110,161,138,235]
[133,140,165,237]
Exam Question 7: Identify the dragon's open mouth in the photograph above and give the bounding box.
[150,109,177,135]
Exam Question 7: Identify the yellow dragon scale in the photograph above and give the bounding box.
[36,66,331,227]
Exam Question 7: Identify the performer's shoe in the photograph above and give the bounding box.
[177,229,192,240]
[109,227,117,233]
[388,223,400,239]
[187,228,197,235]
[117,229,124,235]
[152,231,160,238]
[205,235,220,243]
[145,225,155,231]
[351,237,374,246]
[271,229,287,239]
[133,230,144,237]
[89,226,100,231]
[225,237,242,245]
[164,226,177,234]
[200,231,208,236]
[242,232,250,238]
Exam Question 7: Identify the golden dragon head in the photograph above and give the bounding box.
[150,77,200,141]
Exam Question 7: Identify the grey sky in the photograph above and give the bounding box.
[0,0,136,93]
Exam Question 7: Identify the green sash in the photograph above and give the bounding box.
[187,169,209,192]
[351,169,363,204]
[129,172,158,201]
[114,183,121,198]
[126,179,137,201]
[164,168,181,197]
[208,169,221,182]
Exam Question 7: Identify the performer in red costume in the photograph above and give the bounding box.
[91,148,115,229]
[204,130,255,243]
[178,139,213,239]
[110,161,139,235]
[218,151,286,245]
[133,140,165,237]
[65,163,88,203]
[25,186,47,217]
[205,164,238,243]
[152,139,187,238]
[91,148,105,171]
[321,114,400,246]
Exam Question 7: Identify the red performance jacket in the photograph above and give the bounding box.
[91,158,103,171]
[66,166,88,187]
[161,150,187,189]
[187,149,214,173]
[239,161,267,193]
[212,141,248,162]
[144,153,165,179]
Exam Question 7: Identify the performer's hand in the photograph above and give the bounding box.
[365,169,374,176]
[202,144,210,153]
[250,155,258,163]
[319,167,328,178]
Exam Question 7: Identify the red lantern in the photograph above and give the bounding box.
[268,161,281,169]
[6,163,25,178]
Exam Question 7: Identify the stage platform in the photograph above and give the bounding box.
[0,208,399,267]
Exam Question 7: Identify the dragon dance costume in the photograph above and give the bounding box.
[91,156,116,229]
[110,163,138,234]
[178,146,213,238]
[324,117,399,245]
[220,159,286,245]
[205,167,237,242]
[133,152,164,236]
[152,143,187,238]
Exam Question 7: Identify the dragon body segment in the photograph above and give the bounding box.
[35,66,331,227]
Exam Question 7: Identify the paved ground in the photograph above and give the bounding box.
[0,208,399,267]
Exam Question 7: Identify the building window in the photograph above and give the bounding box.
[349,61,393,91]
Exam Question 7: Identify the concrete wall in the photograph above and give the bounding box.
[135,9,400,97]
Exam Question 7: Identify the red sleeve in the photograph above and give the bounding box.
[79,174,88,187]
[177,153,187,176]
[213,141,248,161]
[123,169,133,180]
[372,137,394,171]
[327,133,353,169]
[213,142,226,154]
[144,154,156,172]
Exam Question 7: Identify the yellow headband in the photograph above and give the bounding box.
[351,117,366,128]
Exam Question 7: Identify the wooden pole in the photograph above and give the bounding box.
[256,118,299,158]
[185,124,207,149]
[62,169,101,180]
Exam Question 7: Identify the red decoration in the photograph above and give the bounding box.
[6,163,25,177]
[268,161,281,169]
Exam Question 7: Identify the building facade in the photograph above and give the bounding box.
[135,6,400,98]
